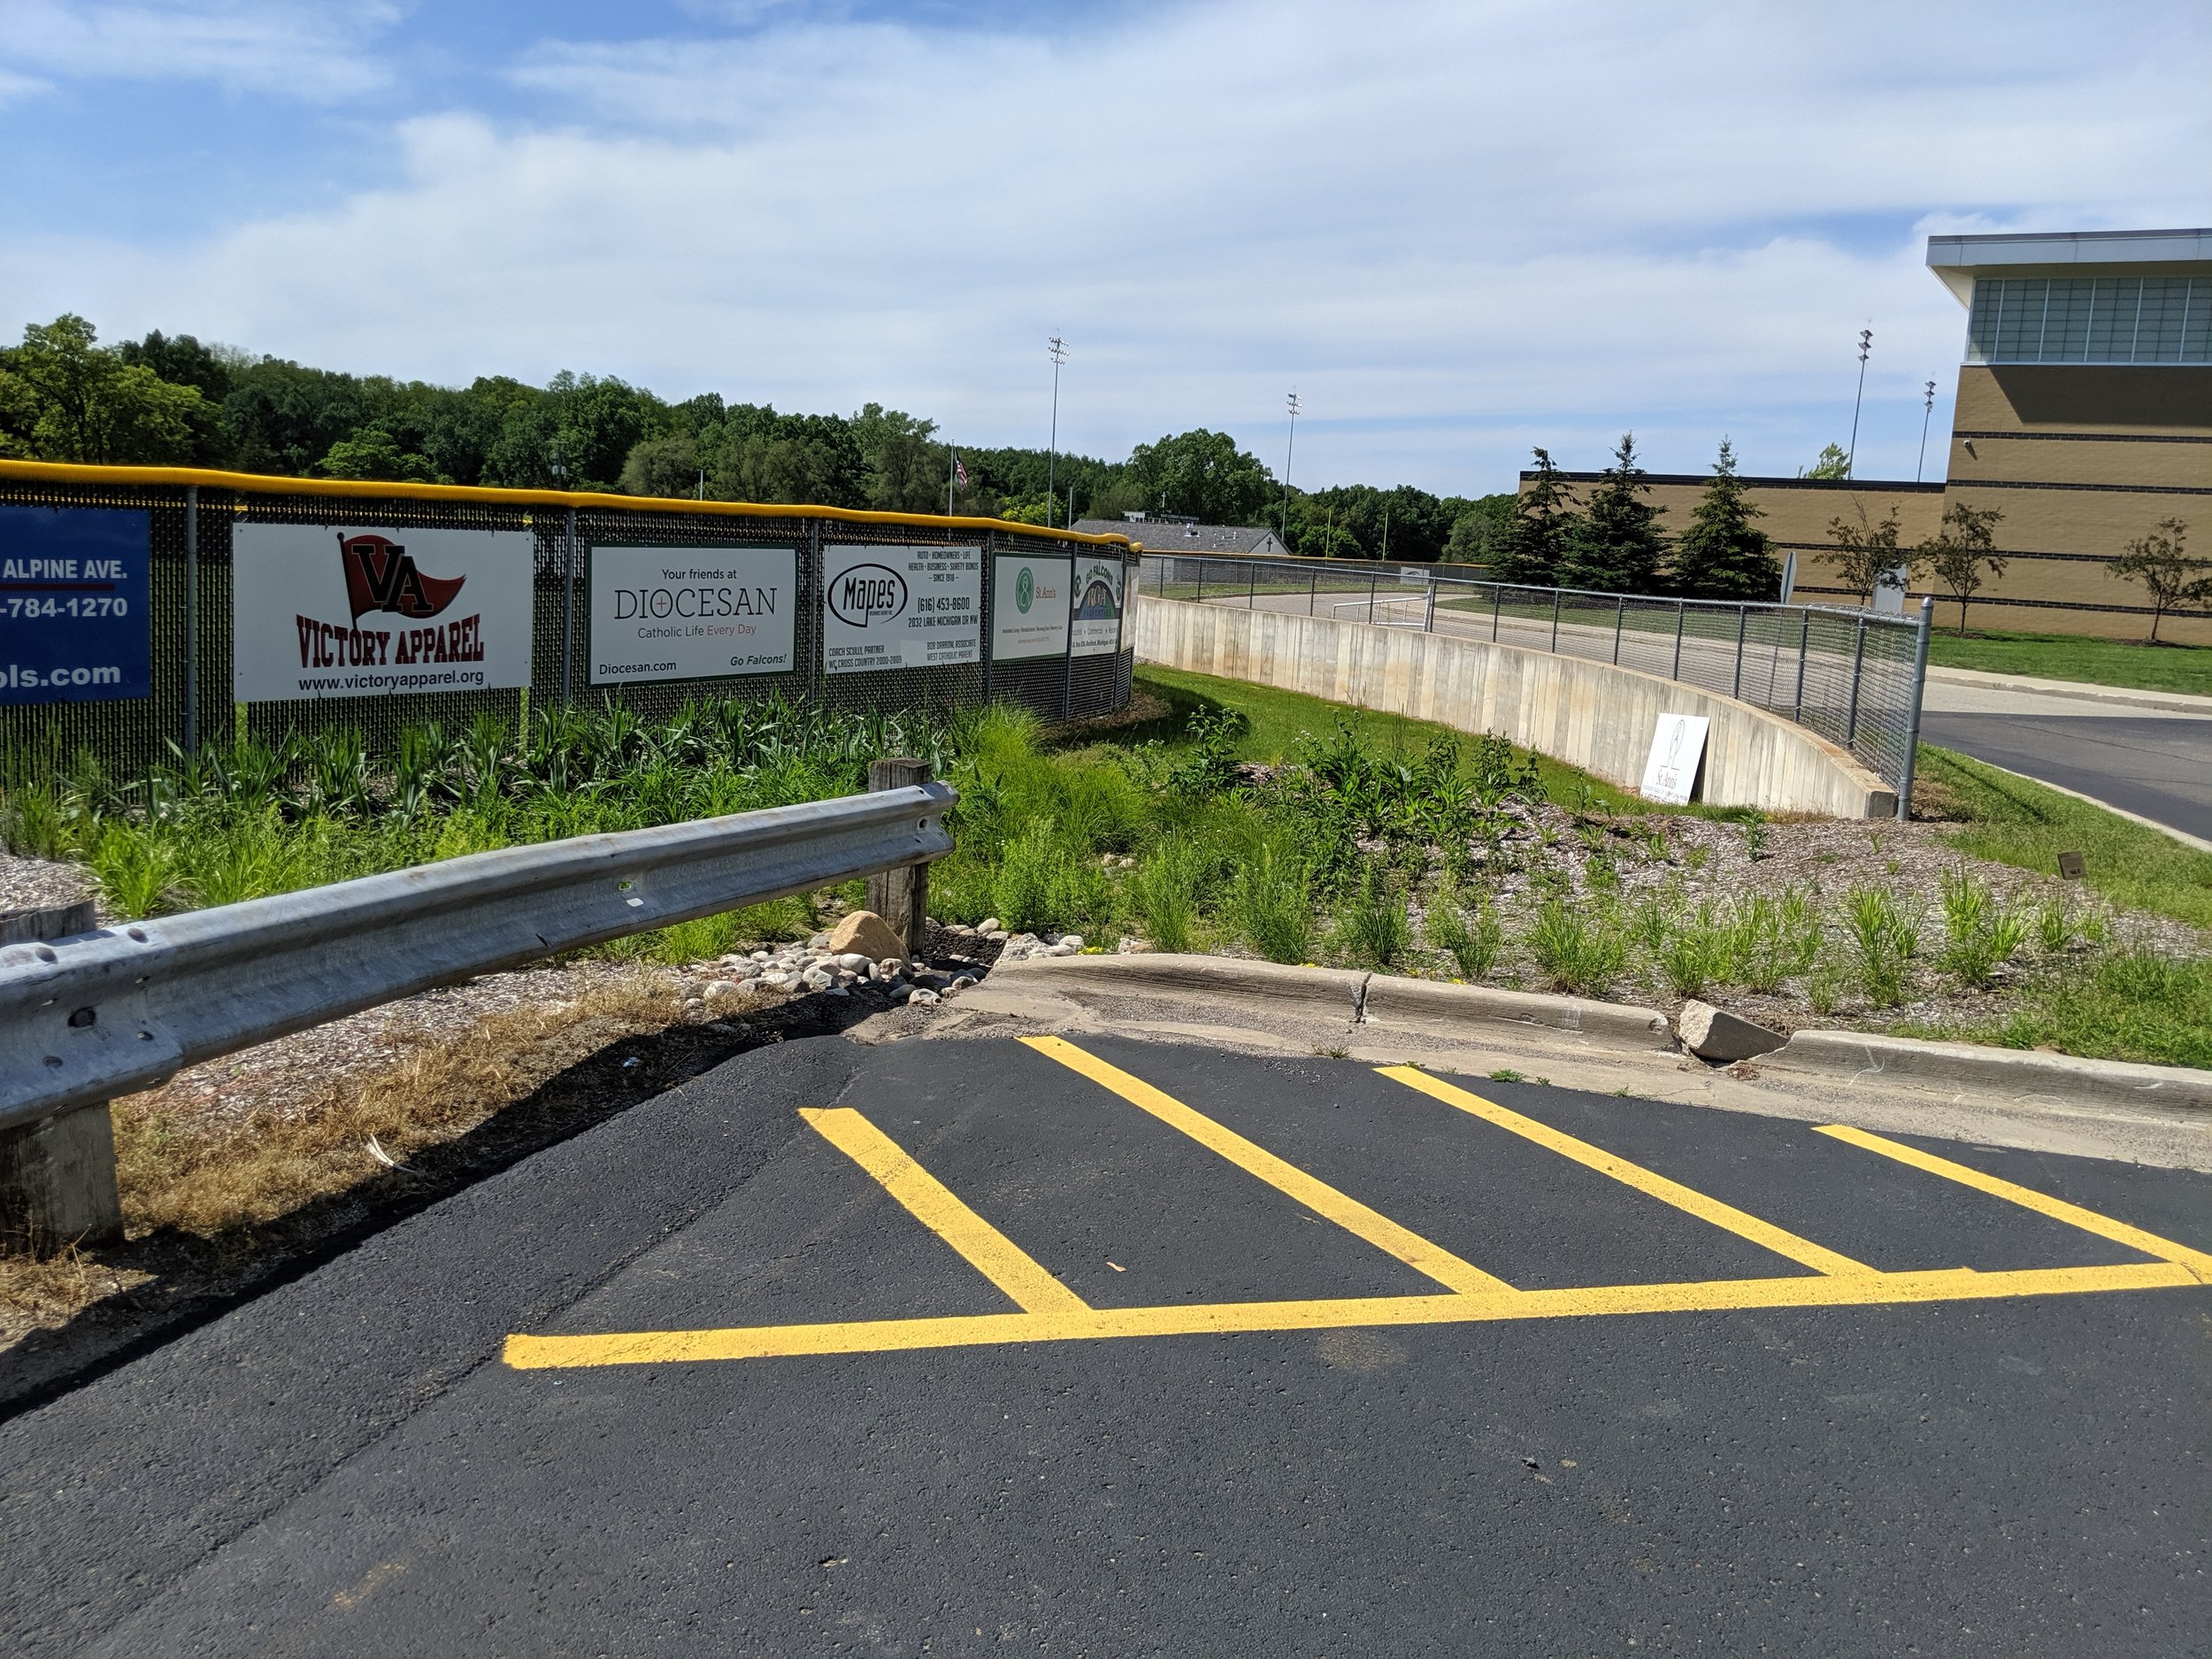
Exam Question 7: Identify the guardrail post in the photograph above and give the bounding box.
[1844,616,1869,748]
[1612,595,1624,664]
[1895,596,1934,820]
[1550,589,1562,652]
[0,900,118,1255]
[1671,600,1686,680]
[1732,603,1747,699]
[866,758,933,956]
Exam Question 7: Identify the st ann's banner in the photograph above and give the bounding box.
[232,525,534,702]
[990,554,1070,662]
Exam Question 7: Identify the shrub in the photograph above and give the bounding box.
[1130,838,1204,953]
[1527,898,1626,995]
[1335,866,1410,969]
[1230,843,1313,964]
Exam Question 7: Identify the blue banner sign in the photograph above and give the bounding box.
[0,504,152,704]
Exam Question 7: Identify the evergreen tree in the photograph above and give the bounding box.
[1560,433,1667,593]
[1668,438,1780,600]
[1493,447,1578,587]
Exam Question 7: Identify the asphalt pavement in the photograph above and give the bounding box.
[4,1032,2208,1656]
[1918,707,2212,844]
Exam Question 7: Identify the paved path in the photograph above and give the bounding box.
[6,1033,2208,1655]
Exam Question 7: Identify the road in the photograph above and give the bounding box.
[4,1032,2208,1655]
[1919,677,2212,845]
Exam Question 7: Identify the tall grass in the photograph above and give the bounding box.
[1528,899,1626,995]
[1231,844,1314,964]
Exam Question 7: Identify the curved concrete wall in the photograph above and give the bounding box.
[1135,595,1895,819]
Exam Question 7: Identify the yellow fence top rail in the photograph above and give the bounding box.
[0,458,1141,550]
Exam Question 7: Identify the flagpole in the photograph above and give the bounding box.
[948,446,955,516]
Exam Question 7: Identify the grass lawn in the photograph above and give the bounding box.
[1916,743,2212,931]
[1924,627,2212,696]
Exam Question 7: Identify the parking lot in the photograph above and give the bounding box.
[6,1033,2208,1655]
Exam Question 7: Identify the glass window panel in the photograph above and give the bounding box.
[2085,277,2133,362]
[1965,280,2002,363]
[2042,279,2093,360]
[2182,279,2211,365]
[2136,277,2186,363]
[1993,279,2046,360]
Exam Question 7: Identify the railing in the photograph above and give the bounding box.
[1137,554,1933,815]
[0,774,954,1247]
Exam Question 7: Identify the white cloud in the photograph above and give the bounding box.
[4,0,2207,488]
[0,0,403,99]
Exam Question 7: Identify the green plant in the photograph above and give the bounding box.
[1807,962,1847,1017]
[87,821,178,918]
[1844,887,1920,1008]
[2034,895,2077,953]
[1230,843,1313,964]
[1724,888,1824,993]
[1129,838,1204,953]
[1334,866,1410,969]
[1655,904,1731,998]
[1425,887,1503,980]
[1937,869,2031,988]
[1526,898,1626,995]
[993,818,1061,933]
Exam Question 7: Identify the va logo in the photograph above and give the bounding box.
[1015,565,1034,614]
[338,533,466,621]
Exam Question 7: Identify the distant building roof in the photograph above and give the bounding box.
[1074,518,1285,555]
[1925,228,2212,305]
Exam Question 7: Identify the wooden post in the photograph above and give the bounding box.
[866,757,933,956]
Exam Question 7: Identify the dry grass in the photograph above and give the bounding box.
[112,968,687,1242]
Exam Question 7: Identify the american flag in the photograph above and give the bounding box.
[954,455,969,488]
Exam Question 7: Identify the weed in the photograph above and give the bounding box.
[1527,898,1626,995]
[1425,886,1503,981]
[1334,866,1410,969]
[1937,869,2031,987]
[2034,895,2078,953]
[1844,887,1920,1008]
[1656,904,1731,998]
[1488,1069,1526,1083]
[1231,843,1314,964]
[992,819,1061,933]
[1807,962,1847,1017]
[1129,838,1205,953]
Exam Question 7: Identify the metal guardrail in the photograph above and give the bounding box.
[0,781,953,1135]
[1137,554,1934,816]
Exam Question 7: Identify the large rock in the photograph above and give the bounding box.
[826,909,907,963]
[1678,1000,1786,1063]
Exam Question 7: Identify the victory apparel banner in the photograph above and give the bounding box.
[589,545,796,685]
[823,543,981,674]
[0,503,150,705]
[1070,556,1125,657]
[990,555,1071,661]
[232,525,533,703]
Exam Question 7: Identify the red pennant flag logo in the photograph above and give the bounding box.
[337,533,467,620]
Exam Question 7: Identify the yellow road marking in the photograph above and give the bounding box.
[1019,1034,1517,1297]
[502,1259,2200,1370]
[799,1107,1089,1315]
[1379,1066,1874,1278]
[1816,1124,2212,1283]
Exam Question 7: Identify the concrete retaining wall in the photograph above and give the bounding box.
[1135,595,1895,818]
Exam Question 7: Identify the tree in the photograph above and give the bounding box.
[620,435,703,498]
[318,429,440,483]
[1916,502,2008,633]
[2107,518,2208,644]
[1801,443,1851,480]
[1492,447,1578,587]
[1124,429,1275,524]
[851,403,950,513]
[1560,432,1667,593]
[1821,507,1911,603]
[4,314,209,465]
[1443,495,1517,568]
[1668,438,1780,600]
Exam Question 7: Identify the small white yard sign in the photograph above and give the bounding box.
[1641,712,1709,806]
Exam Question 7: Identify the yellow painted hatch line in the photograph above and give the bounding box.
[798,1107,1089,1315]
[1019,1035,1518,1297]
[1817,1123,2212,1283]
[500,1259,2200,1370]
[1379,1066,1874,1279]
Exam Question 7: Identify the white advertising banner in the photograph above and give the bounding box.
[588,544,797,685]
[1070,555,1126,657]
[1640,712,1710,806]
[991,554,1071,662]
[823,543,982,674]
[232,525,533,703]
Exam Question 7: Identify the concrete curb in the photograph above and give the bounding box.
[1358,975,1672,1048]
[1760,1029,2212,1114]
[987,953,1366,1018]
[1926,664,2212,717]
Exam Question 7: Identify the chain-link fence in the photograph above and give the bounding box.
[0,464,1139,774]
[1136,554,1933,816]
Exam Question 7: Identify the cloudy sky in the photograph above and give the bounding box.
[3,1,2207,494]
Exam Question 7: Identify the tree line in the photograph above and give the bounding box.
[0,313,1516,558]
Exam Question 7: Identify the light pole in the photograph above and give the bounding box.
[1045,334,1067,528]
[1279,390,1300,546]
[1846,326,1872,479]
[1916,379,1937,482]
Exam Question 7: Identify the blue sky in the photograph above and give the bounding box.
[4,1,2208,495]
